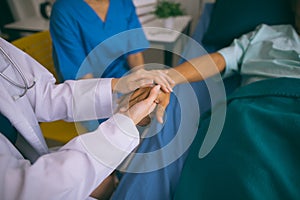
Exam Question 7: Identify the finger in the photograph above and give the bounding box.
[155,92,170,123]
[155,102,166,123]
[130,79,154,91]
[153,78,170,93]
[144,85,161,105]
[137,115,151,127]
[160,85,172,94]
[118,95,131,112]
[135,70,174,93]
[118,91,138,112]
[133,70,171,90]
[153,73,174,93]
[129,87,152,105]
[119,87,153,112]
[156,105,166,124]
[159,70,175,85]
[160,73,175,92]
[148,101,159,115]
[146,97,160,116]
[159,84,173,94]
[162,72,175,89]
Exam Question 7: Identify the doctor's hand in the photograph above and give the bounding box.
[118,86,170,125]
[111,68,174,94]
[119,85,161,125]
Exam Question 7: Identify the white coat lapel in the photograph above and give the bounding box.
[0,74,49,157]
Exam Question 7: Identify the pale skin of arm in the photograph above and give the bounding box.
[158,52,226,121]
[167,52,226,86]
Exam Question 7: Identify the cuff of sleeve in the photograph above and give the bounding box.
[79,113,139,170]
[95,78,114,118]
[101,113,140,149]
[218,47,239,78]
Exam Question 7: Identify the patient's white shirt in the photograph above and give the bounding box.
[218,24,300,85]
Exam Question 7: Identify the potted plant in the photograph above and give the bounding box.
[153,0,184,28]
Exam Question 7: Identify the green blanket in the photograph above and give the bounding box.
[174,78,300,200]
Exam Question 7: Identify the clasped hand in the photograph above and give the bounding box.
[112,68,174,94]
[113,68,173,126]
[119,86,170,126]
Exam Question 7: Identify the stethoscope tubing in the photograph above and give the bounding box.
[0,45,36,99]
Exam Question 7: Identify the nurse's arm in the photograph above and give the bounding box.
[127,52,145,69]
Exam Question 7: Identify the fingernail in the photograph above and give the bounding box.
[159,117,163,124]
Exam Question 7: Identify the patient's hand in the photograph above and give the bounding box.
[155,90,170,123]
[128,87,152,126]
[112,68,174,94]
[118,86,170,126]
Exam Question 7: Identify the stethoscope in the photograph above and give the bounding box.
[0,45,36,100]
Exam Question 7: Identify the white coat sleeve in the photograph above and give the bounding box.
[0,113,139,200]
[33,78,115,122]
[1,37,114,122]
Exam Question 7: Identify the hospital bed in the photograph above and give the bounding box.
[111,0,295,199]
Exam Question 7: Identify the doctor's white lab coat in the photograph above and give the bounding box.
[0,38,139,200]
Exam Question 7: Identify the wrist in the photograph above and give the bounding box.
[167,69,183,86]
[111,78,119,93]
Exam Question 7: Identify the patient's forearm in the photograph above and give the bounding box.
[168,53,226,85]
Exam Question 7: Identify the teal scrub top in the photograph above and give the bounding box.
[50,0,149,81]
